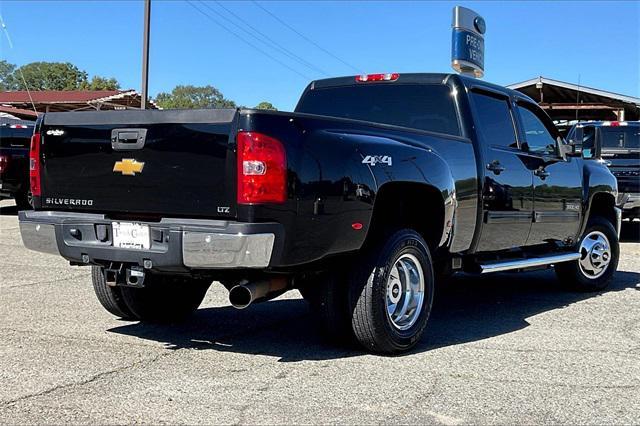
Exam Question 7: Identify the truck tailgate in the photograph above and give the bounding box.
[39,109,237,218]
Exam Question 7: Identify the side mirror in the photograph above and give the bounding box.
[556,137,575,160]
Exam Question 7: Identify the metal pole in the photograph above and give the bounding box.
[141,0,151,109]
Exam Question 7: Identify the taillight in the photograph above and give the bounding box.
[0,155,8,173]
[237,131,287,205]
[29,132,41,196]
[355,73,399,83]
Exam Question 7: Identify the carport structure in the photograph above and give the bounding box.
[508,76,640,123]
[0,90,158,113]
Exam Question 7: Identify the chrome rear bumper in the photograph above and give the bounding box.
[19,210,282,270]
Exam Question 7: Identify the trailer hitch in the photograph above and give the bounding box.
[104,263,145,288]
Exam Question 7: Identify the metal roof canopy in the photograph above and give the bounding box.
[508,76,640,122]
[0,90,158,113]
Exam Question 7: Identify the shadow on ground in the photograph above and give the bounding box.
[621,220,640,242]
[0,203,18,216]
[109,268,640,362]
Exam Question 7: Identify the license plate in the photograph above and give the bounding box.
[112,222,150,250]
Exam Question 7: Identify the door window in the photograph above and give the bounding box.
[470,92,518,148]
[517,105,557,155]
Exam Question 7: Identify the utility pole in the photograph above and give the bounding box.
[141,0,151,109]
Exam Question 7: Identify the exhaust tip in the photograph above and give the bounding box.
[229,285,253,309]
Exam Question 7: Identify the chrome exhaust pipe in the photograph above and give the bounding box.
[228,277,288,309]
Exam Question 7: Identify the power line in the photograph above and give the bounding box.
[187,1,312,81]
[251,0,361,74]
[0,14,37,115]
[209,1,329,77]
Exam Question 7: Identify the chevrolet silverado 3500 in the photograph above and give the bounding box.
[20,73,620,353]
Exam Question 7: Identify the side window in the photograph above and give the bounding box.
[470,92,518,149]
[517,105,557,155]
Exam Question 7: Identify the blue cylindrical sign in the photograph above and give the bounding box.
[451,28,484,71]
[451,6,485,78]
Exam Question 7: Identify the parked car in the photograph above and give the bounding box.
[19,73,620,353]
[567,121,639,220]
[0,119,34,209]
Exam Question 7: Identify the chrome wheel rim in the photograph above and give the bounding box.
[578,231,611,280]
[386,253,425,330]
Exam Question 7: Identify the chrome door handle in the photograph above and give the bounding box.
[486,160,505,175]
[534,168,550,179]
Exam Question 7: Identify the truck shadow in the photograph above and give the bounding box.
[108,268,640,361]
[0,204,18,216]
[621,220,640,242]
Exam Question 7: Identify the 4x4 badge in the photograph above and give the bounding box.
[113,159,145,176]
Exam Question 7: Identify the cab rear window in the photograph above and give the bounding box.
[295,84,460,136]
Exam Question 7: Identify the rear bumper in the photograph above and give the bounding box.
[19,210,283,271]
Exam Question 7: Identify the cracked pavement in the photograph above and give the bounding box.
[1,199,639,424]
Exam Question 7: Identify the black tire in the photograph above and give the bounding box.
[300,269,353,343]
[555,217,619,292]
[348,229,435,354]
[120,273,211,322]
[91,266,136,320]
[14,191,31,210]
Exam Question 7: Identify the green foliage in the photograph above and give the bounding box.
[17,62,88,90]
[255,101,277,111]
[0,60,18,90]
[82,76,120,90]
[154,85,237,109]
[0,60,120,91]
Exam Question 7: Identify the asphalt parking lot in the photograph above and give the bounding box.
[1,199,639,425]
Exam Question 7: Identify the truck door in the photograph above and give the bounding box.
[469,90,534,252]
[515,102,582,246]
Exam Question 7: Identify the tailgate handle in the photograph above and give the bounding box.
[111,128,147,151]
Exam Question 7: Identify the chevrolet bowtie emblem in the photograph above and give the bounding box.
[113,159,145,176]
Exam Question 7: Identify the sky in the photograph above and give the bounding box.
[1,0,639,110]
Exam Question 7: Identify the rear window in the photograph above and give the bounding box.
[0,125,33,148]
[601,127,640,149]
[295,84,460,136]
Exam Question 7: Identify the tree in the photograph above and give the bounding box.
[82,76,120,90]
[154,85,237,109]
[16,62,88,90]
[0,61,121,91]
[255,101,277,111]
[0,60,18,90]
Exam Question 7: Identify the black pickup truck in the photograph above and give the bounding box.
[567,121,639,220]
[20,73,620,353]
[0,119,34,209]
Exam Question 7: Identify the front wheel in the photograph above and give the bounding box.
[555,217,619,291]
[349,229,435,354]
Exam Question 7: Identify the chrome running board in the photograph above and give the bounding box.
[479,252,580,274]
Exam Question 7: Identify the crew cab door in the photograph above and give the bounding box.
[469,90,534,252]
[515,102,582,246]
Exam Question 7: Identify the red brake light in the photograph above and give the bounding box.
[29,132,42,197]
[0,155,8,173]
[237,131,287,205]
[355,73,399,83]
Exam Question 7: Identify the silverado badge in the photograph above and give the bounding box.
[113,159,145,176]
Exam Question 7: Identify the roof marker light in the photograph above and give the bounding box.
[355,73,400,83]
